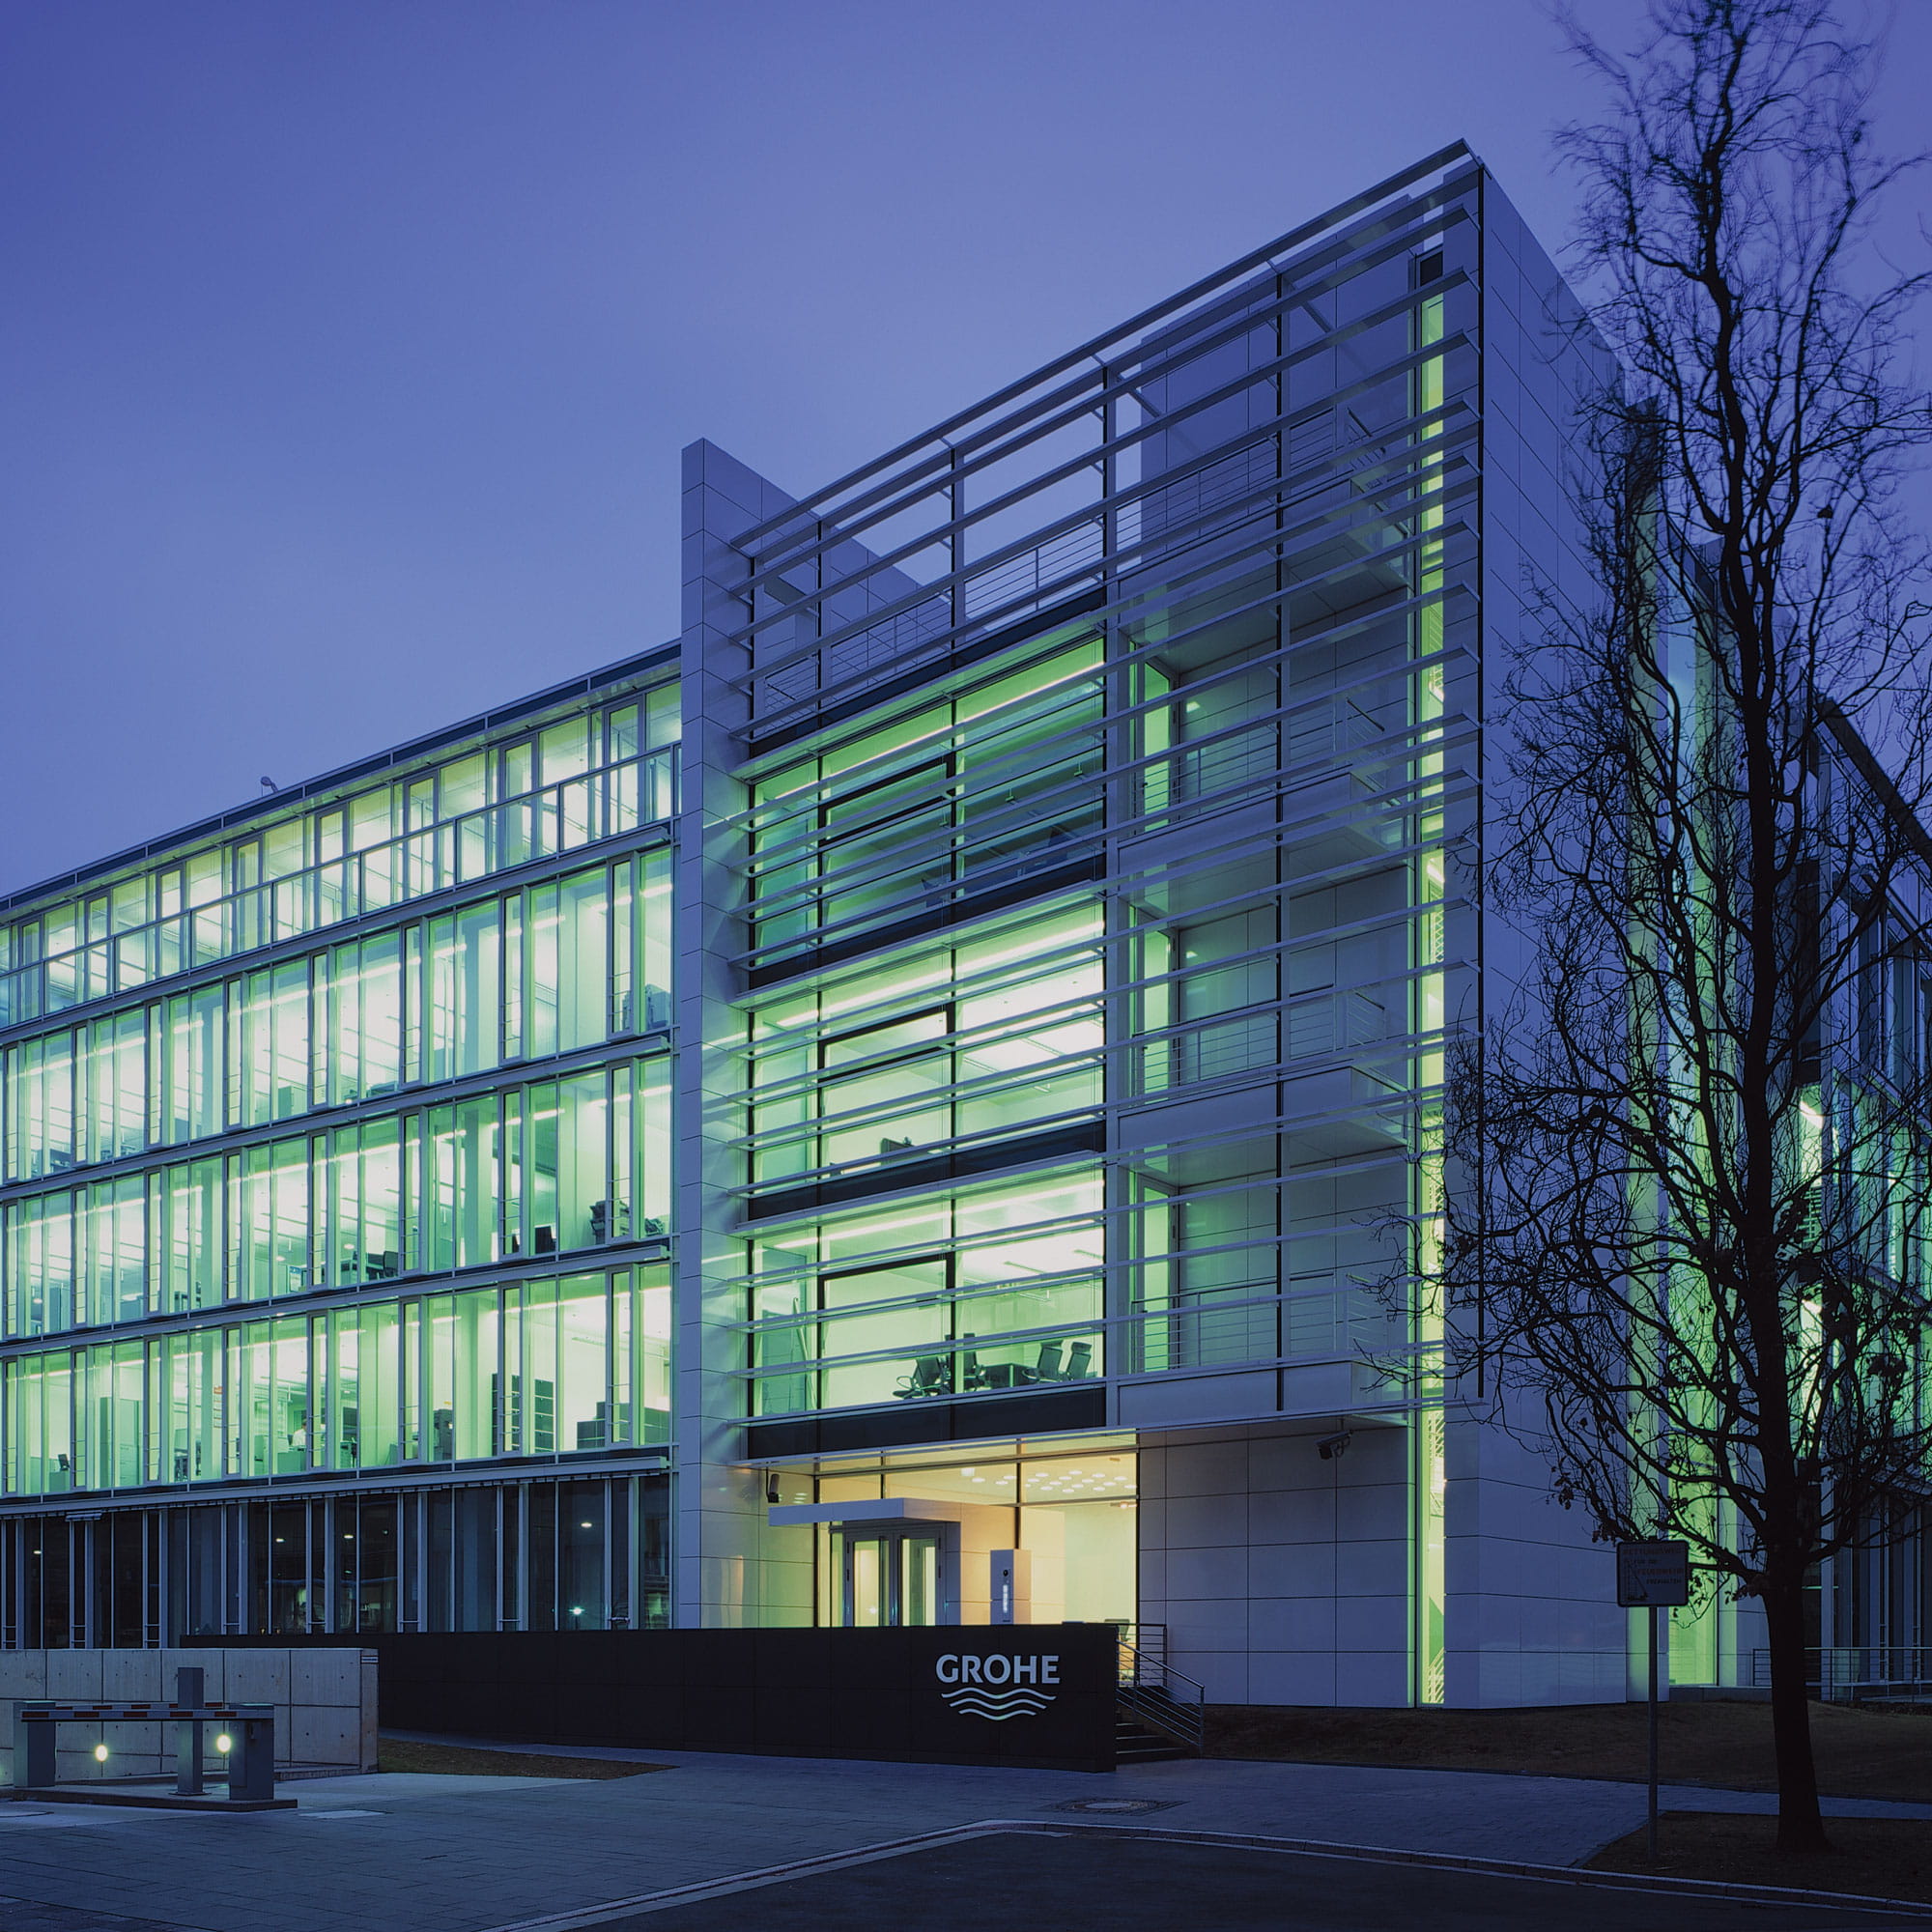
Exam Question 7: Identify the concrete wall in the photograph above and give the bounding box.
[0,1648,378,1784]
[676,439,790,1631]
[1139,1422,1413,1707]
[1441,1420,1627,1707]
[1141,1417,1633,1711]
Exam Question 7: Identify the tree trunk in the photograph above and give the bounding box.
[1762,1564,1829,1854]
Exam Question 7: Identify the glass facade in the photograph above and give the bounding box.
[710,204,1470,1485]
[3,849,671,1185]
[659,148,1563,1703]
[0,1474,669,1644]
[0,692,676,1029]
[4,1263,669,1494]
[0,655,678,1637]
[3,1060,670,1335]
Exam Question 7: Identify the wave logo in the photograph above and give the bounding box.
[936,1652,1059,1722]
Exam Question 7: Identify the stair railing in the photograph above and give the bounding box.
[1115,1635,1206,1753]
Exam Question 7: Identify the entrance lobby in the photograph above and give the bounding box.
[766,1436,1139,1628]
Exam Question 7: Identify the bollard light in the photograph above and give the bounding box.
[215,1733,232,1754]
[93,1743,109,1763]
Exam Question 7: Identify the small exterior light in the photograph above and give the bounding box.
[94,1743,109,1762]
[215,1733,233,1754]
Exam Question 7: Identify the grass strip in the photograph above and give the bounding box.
[1586,1811,1932,1908]
[1206,1699,1932,1803]
[377,1737,669,1779]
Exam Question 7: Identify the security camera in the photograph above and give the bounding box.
[1316,1432,1352,1462]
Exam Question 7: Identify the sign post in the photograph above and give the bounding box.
[1616,1539,1690,1862]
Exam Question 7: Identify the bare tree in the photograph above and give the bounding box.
[1438,0,1932,1853]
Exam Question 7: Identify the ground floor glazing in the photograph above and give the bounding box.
[766,1435,1141,1629]
[0,1470,668,1646]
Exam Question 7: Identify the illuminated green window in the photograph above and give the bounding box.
[0,1053,668,1342]
[746,1176,1106,1416]
[749,904,1105,1187]
[748,638,1103,956]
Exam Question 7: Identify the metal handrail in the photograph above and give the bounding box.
[1116,1636,1207,1753]
[1751,1645,1932,1701]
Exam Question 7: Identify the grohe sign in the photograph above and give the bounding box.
[935,1650,1060,1720]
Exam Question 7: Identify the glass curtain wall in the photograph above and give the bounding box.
[0,1474,670,1644]
[749,1175,1106,1414]
[0,684,678,1028]
[1,1264,670,1498]
[746,637,1104,962]
[1,847,671,1185]
[715,165,1477,1673]
[0,1056,669,1338]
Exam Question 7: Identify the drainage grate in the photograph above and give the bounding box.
[1051,1798,1184,1815]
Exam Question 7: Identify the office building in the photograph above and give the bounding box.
[9,145,1903,1705]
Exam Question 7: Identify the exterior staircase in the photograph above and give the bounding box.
[1113,1627,1207,1762]
[1115,1704,1195,1763]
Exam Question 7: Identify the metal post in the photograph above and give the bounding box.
[232,1714,274,1803]
[16,1710,55,1789]
[174,1667,205,1796]
[1646,1605,1660,1862]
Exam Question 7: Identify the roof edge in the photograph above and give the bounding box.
[0,640,679,920]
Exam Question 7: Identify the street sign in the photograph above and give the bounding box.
[1616,1540,1690,1608]
[1616,1538,1690,1863]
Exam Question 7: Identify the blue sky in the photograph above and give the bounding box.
[2,0,1927,895]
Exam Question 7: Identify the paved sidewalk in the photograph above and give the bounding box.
[0,1745,1923,1932]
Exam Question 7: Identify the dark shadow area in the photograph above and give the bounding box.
[1589,1812,1932,1907]
[595,1831,1911,1931]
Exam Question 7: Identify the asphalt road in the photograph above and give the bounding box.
[597,1831,1924,1931]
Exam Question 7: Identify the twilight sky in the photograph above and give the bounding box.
[2,0,1928,896]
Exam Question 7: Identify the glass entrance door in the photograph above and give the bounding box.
[839,1531,941,1626]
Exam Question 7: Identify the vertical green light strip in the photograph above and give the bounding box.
[1412,285,1448,1705]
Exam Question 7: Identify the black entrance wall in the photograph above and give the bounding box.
[201,1624,1119,1772]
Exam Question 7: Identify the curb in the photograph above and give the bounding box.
[482,1815,1932,1927]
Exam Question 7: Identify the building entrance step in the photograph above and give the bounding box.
[1114,1715,1195,1763]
